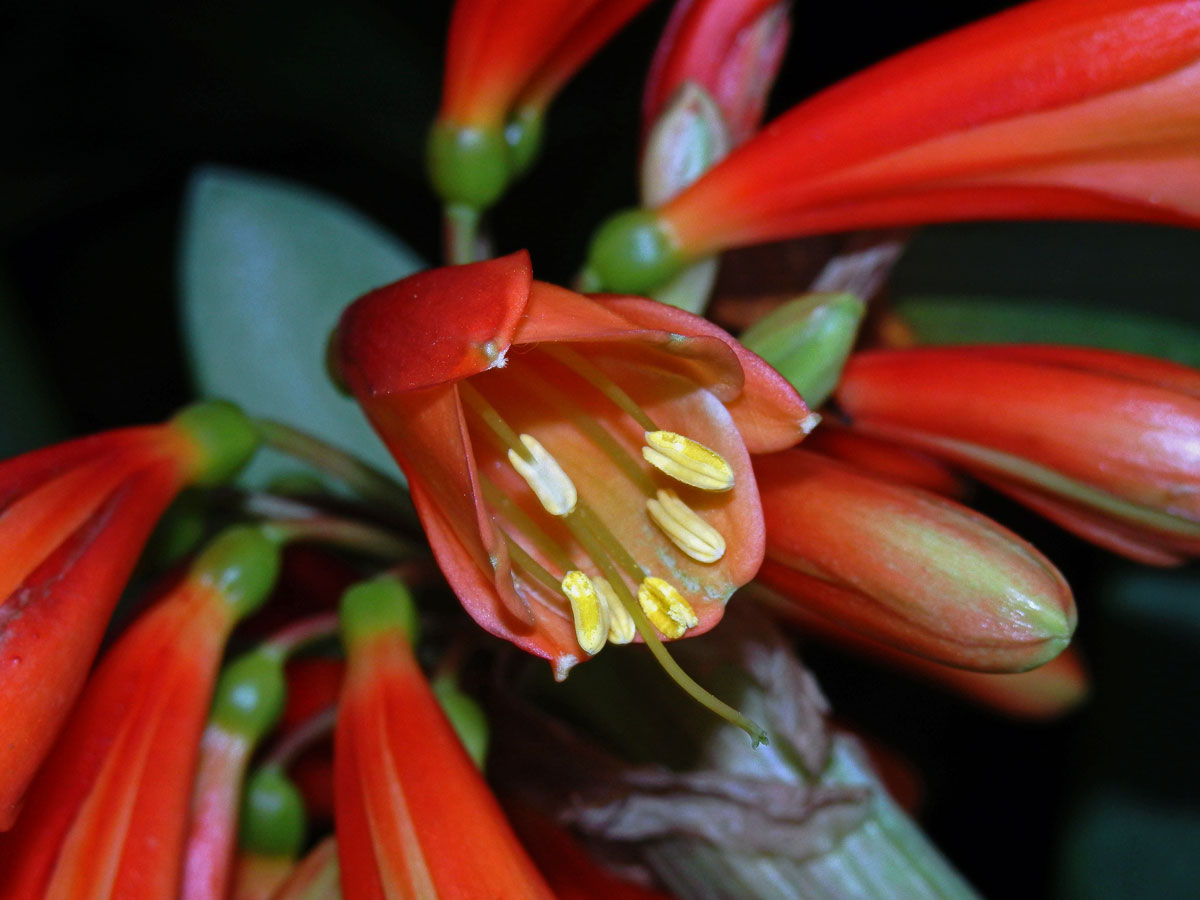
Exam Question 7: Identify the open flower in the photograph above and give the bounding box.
[835,345,1200,565]
[0,400,259,829]
[0,527,281,896]
[334,252,810,678]
[430,0,655,210]
[585,0,1200,293]
[335,576,559,899]
[754,449,1077,672]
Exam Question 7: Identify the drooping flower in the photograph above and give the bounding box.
[333,251,811,678]
[754,449,1077,672]
[0,400,260,829]
[334,576,558,899]
[584,0,1200,293]
[835,345,1200,565]
[429,0,655,211]
[0,526,281,897]
[642,0,791,146]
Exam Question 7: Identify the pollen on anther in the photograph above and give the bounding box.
[508,433,578,516]
[637,576,699,639]
[646,489,726,563]
[642,431,734,492]
[594,576,635,644]
[561,570,611,656]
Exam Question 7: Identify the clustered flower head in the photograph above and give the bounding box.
[2,0,1199,897]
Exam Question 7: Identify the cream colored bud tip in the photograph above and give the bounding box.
[561,571,611,656]
[642,431,734,492]
[646,489,725,563]
[508,433,578,516]
[638,576,699,640]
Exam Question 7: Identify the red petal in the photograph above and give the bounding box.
[336,252,532,396]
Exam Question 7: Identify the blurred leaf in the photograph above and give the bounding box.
[893,223,1200,322]
[891,296,1200,366]
[0,273,67,455]
[180,166,423,485]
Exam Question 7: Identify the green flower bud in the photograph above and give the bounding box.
[427,121,511,210]
[170,399,261,486]
[432,675,489,769]
[504,106,544,177]
[339,575,418,646]
[239,766,307,857]
[210,649,287,741]
[582,208,685,295]
[740,292,866,408]
[191,525,283,619]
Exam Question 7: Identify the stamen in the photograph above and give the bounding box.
[480,477,574,572]
[642,431,735,492]
[637,576,699,639]
[507,434,577,516]
[541,345,659,432]
[560,571,611,656]
[501,531,566,596]
[646,489,726,563]
[595,577,635,644]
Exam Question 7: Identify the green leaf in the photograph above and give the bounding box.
[179,166,424,485]
[891,296,1200,366]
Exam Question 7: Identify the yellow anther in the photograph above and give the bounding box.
[637,576,699,639]
[646,489,726,564]
[561,571,610,656]
[594,576,635,644]
[508,434,578,516]
[642,431,734,492]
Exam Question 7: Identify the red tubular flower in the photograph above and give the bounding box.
[586,0,1200,293]
[0,526,281,897]
[0,400,259,830]
[754,449,1077,672]
[431,0,654,209]
[334,577,558,899]
[835,345,1200,565]
[643,0,791,145]
[800,422,966,499]
[334,252,810,677]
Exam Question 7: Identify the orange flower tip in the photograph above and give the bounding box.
[427,119,511,210]
[338,575,417,647]
[191,525,284,619]
[642,430,734,491]
[170,399,261,485]
[801,412,822,435]
[210,649,288,741]
[581,207,685,294]
[739,293,867,409]
[239,766,307,858]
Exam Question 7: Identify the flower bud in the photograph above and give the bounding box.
[338,575,418,646]
[755,449,1076,671]
[170,399,260,486]
[210,649,288,742]
[191,525,284,619]
[239,766,308,858]
[739,292,865,408]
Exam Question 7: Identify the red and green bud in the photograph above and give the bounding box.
[0,524,282,897]
[0,400,259,829]
[334,576,558,900]
[643,0,791,146]
[836,345,1200,564]
[586,0,1200,294]
[755,449,1076,672]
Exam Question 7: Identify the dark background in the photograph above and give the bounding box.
[4,2,1197,898]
